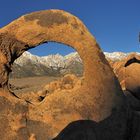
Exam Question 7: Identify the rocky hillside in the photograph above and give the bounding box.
[10,51,140,78]
[10,52,83,78]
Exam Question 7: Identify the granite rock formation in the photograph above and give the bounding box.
[0,9,139,139]
[111,53,140,111]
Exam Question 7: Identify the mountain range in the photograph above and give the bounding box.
[10,51,140,78]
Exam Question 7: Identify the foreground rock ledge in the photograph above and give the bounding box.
[0,9,139,140]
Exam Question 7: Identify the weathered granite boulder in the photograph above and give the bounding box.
[111,53,140,110]
[0,9,139,139]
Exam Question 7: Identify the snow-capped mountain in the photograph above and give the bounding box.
[10,52,83,78]
[10,51,140,78]
[104,52,140,61]
[14,51,42,66]
[104,52,128,61]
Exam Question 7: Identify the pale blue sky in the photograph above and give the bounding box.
[0,0,140,56]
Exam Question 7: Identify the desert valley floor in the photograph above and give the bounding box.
[9,76,60,94]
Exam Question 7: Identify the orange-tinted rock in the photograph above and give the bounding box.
[0,89,29,140]
[44,74,82,93]
[0,9,125,121]
[112,53,140,100]
[0,9,135,139]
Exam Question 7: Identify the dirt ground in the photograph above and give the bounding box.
[9,76,61,94]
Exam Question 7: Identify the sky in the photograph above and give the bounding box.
[0,0,140,56]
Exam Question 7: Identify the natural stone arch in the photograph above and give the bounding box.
[0,9,125,123]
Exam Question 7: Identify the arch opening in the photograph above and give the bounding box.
[0,9,125,121]
[8,42,84,103]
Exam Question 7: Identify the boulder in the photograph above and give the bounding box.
[112,53,140,100]
[0,9,136,139]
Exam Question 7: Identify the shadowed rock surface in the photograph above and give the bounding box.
[54,115,140,140]
[0,9,139,139]
[53,120,98,140]
[111,53,140,111]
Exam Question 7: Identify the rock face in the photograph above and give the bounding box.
[110,53,140,111]
[12,74,83,104]
[111,53,140,99]
[0,90,29,140]
[0,9,139,139]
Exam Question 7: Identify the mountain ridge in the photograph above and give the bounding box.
[10,51,140,78]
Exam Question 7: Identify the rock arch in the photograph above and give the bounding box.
[0,10,127,135]
[0,10,125,121]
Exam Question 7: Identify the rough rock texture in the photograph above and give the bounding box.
[109,53,140,115]
[124,54,140,100]
[12,74,83,104]
[0,89,29,140]
[0,9,139,139]
[44,74,82,93]
[111,53,140,102]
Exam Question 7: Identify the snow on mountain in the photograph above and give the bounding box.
[12,51,83,78]
[104,52,129,61]
[15,51,140,66]
[11,51,140,78]
[41,54,65,68]
[104,52,140,61]
[15,52,82,68]
[14,51,42,66]
[65,52,82,63]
